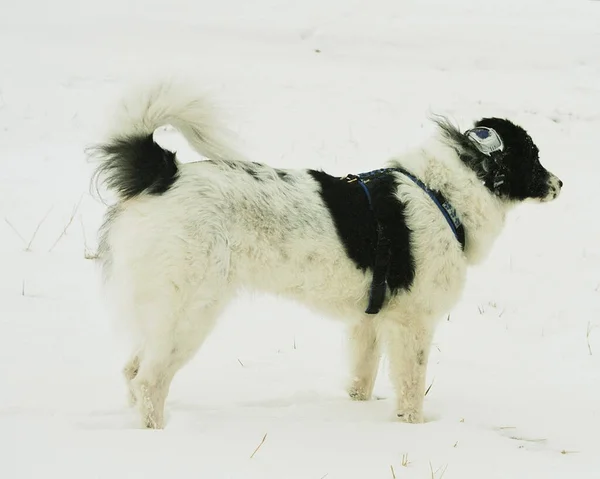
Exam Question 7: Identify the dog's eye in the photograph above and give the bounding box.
[466,127,504,156]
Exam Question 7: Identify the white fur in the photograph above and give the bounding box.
[96,83,550,428]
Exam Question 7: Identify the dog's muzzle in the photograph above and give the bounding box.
[542,174,563,201]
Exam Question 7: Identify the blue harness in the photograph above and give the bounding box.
[343,167,465,314]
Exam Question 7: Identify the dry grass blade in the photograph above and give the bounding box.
[586,322,594,356]
[437,464,449,479]
[425,378,435,397]
[48,195,83,252]
[4,217,26,245]
[25,206,54,251]
[390,465,396,478]
[250,433,268,459]
[80,216,99,260]
[509,435,547,443]
[429,462,448,479]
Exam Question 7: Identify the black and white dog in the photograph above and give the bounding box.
[92,82,562,429]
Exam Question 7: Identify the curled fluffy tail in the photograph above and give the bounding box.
[91,82,243,201]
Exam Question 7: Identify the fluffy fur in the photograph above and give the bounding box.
[91,82,562,429]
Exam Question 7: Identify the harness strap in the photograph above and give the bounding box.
[345,167,465,315]
[345,173,388,314]
[365,223,391,314]
[392,167,466,248]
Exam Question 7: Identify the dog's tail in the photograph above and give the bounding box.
[90,81,243,201]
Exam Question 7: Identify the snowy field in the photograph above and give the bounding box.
[1,0,600,477]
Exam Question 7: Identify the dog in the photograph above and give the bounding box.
[91,82,562,429]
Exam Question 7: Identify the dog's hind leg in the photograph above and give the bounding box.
[347,320,381,401]
[131,297,226,429]
[384,320,433,423]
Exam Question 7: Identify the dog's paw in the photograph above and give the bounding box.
[395,409,424,424]
[347,376,375,401]
[348,387,371,401]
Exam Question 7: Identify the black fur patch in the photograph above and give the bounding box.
[417,349,425,366]
[475,117,550,201]
[240,163,263,181]
[308,170,415,295]
[437,117,553,201]
[92,134,178,200]
[276,170,292,182]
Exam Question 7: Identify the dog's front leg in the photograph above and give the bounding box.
[384,320,433,423]
[347,319,381,401]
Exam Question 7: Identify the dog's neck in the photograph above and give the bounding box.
[388,136,512,265]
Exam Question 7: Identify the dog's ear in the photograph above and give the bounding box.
[465,127,504,157]
[464,126,508,193]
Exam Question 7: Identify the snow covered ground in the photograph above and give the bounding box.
[1,0,600,477]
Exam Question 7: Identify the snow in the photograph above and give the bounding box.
[1,0,600,477]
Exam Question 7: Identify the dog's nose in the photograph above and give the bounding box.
[558,179,563,188]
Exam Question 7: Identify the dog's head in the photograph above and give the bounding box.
[441,117,562,203]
